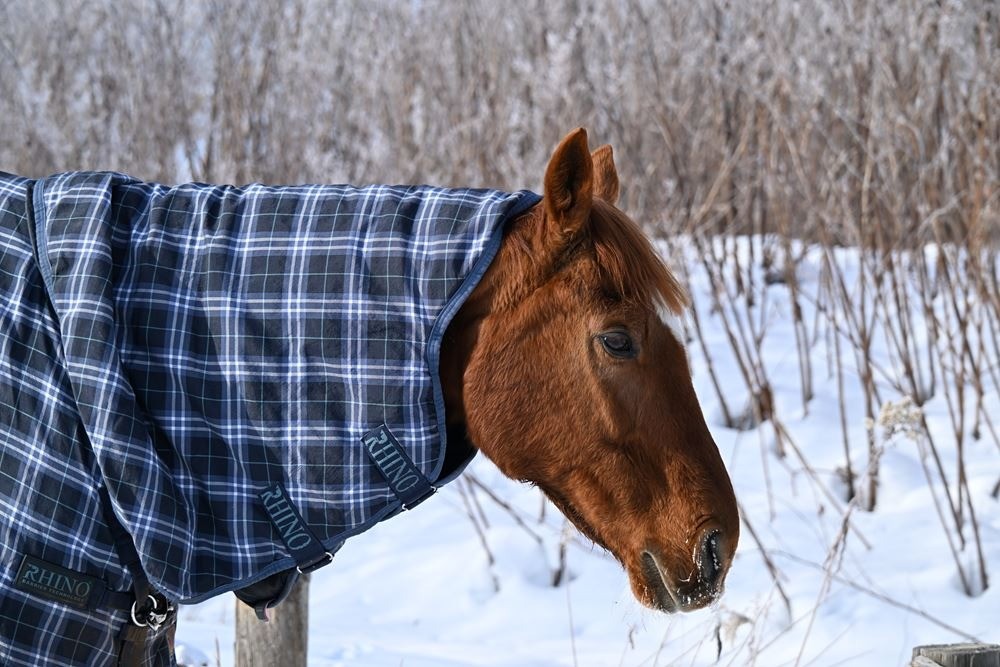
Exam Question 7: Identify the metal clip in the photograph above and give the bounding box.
[296,551,333,575]
[131,595,173,631]
[401,485,438,511]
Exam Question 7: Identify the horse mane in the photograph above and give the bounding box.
[589,198,689,314]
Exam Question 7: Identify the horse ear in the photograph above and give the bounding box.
[544,128,593,240]
[591,144,620,205]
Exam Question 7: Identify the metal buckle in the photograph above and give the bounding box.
[130,594,173,631]
[400,485,438,511]
[296,551,333,575]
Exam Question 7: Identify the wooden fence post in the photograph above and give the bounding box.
[911,643,1000,667]
[234,574,309,667]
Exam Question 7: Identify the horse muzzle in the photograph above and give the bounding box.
[638,528,733,613]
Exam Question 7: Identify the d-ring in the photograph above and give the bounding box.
[130,595,158,627]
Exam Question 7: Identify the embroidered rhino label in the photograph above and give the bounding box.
[259,483,315,552]
[362,424,434,508]
[14,555,99,609]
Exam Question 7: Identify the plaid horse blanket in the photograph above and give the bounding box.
[0,171,540,666]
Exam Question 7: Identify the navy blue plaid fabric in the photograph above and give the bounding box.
[0,170,539,665]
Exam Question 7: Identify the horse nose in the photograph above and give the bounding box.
[698,529,726,589]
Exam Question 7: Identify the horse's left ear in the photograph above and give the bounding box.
[544,128,594,241]
[591,144,620,205]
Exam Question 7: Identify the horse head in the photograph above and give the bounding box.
[441,128,739,612]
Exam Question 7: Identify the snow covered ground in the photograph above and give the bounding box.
[175,240,1000,666]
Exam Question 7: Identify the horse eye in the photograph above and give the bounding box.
[599,332,636,358]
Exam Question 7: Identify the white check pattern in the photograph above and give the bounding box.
[0,171,539,665]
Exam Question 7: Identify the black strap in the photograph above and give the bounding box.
[85,580,138,613]
[258,482,333,575]
[96,486,175,667]
[22,201,176,667]
[362,424,437,510]
[97,487,145,582]
[117,622,152,667]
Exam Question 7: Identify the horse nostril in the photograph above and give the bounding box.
[699,530,723,586]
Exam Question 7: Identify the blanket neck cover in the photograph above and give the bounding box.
[0,171,540,665]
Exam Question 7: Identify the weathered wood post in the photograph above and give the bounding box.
[234,575,309,667]
[911,643,1000,667]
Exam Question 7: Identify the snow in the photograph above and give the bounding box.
[175,239,1000,665]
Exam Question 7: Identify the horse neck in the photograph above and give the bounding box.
[439,203,548,432]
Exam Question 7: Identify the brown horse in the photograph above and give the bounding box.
[442,128,739,612]
[0,127,737,667]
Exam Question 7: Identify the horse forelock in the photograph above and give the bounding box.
[588,199,688,316]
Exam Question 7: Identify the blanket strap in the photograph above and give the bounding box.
[97,486,175,667]
[362,424,437,511]
[258,482,334,575]
[24,190,173,664]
